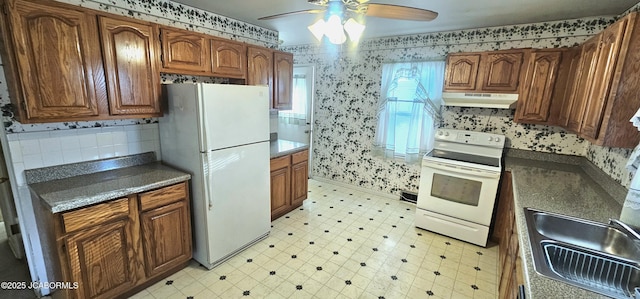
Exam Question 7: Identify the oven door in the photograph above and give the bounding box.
[417,160,500,226]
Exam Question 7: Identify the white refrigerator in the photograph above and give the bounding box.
[159,83,271,269]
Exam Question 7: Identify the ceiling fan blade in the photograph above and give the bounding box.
[364,4,438,21]
[258,9,326,20]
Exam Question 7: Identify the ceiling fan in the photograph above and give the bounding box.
[258,0,438,44]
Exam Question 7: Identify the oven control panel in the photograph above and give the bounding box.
[435,129,505,148]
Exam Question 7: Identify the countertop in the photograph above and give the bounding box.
[27,153,191,213]
[505,152,626,299]
[270,139,309,158]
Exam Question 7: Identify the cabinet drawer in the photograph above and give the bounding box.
[270,155,290,170]
[139,182,188,212]
[291,149,308,164]
[61,197,129,233]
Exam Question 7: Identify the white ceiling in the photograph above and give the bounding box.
[171,0,638,46]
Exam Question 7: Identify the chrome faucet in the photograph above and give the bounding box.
[609,218,640,241]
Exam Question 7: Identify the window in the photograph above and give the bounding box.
[279,74,308,123]
[373,61,445,163]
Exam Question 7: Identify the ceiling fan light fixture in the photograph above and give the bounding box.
[325,15,347,44]
[308,19,326,41]
[344,18,365,42]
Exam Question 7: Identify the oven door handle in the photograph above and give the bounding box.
[423,162,500,179]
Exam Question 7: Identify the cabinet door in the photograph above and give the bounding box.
[247,46,273,103]
[65,218,137,299]
[557,48,583,126]
[514,50,562,123]
[580,19,627,140]
[270,156,290,220]
[140,200,191,277]
[99,16,161,116]
[211,38,246,79]
[160,27,209,74]
[273,51,293,110]
[4,0,103,121]
[443,54,481,91]
[291,161,308,207]
[480,51,525,92]
[566,35,601,132]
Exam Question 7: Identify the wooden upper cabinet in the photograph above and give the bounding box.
[99,16,162,116]
[211,38,246,79]
[566,35,601,133]
[443,54,481,91]
[580,19,627,140]
[479,51,525,92]
[443,50,525,93]
[585,12,640,148]
[273,51,293,110]
[247,46,274,102]
[160,27,210,74]
[557,48,583,127]
[0,0,104,122]
[514,50,562,124]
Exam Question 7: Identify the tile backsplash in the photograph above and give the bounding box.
[7,124,160,187]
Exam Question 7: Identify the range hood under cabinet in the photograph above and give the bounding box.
[441,92,518,109]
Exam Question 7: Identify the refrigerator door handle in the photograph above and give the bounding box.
[204,153,214,210]
[206,179,213,210]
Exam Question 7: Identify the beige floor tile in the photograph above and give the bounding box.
[137,179,499,299]
[452,291,475,299]
[453,280,477,297]
[218,285,245,299]
[340,285,365,299]
[178,281,207,296]
[274,280,298,298]
[429,282,454,299]
[326,275,348,293]
[207,279,235,296]
[190,287,216,298]
[473,289,498,299]
[313,286,341,299]
[148,285,180,299]
[234,276,261,292]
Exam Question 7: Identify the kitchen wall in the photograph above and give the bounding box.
[0,0,278,292]
[283,16,627,194]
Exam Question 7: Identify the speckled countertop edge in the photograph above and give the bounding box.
[270,139,309,158]
[27,156,191,213]
[505,150,626,299]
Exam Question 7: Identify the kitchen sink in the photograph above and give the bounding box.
[524,208,640,298]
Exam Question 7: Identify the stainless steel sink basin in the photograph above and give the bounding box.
[524,208,640,298]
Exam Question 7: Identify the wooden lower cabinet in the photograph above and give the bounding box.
[140,200,191,277]
[494,171,525,299]
[270,155,291,219]
[291,150,309,207]
[44,182,191,299]
[65,212,139,298]
[270,149,308,220]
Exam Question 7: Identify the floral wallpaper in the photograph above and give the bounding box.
[284,16,626,194]
[0,0,278,134]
